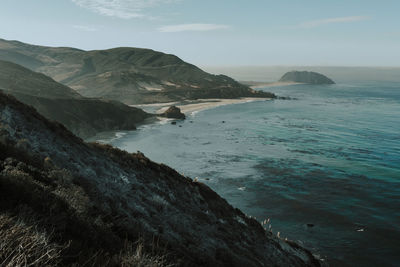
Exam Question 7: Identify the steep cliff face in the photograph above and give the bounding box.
[279,71,335,84]
[0,60,151,138]
[0,92,320,266]
[0,38,275,104]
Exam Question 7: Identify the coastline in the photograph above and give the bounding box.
[91,97,272,142]
[240,81,304,89]
[133,97,272,116]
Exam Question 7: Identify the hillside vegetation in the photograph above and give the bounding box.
[0,60,150,138]
[0,38,275,104]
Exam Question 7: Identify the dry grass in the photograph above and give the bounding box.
[119,240,174,267]
[0,214,174,267]
[0,214,67,267]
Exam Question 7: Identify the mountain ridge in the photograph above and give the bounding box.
[0,38,275,104]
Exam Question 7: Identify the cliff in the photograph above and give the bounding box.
[0,60,151,138]
[0,91,320,266]
[279,71,335,84]
[0,38,275,104]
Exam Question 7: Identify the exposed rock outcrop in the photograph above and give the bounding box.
[0,91,320,266]
[162,106,186,119]
[279,71,335,84]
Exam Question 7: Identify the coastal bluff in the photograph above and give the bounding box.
[0,91,320,266]
[279,71,335,84]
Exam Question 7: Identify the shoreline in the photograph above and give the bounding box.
[240,81,304,89]
[133,97,272,116]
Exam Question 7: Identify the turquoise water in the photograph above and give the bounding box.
[104,82,400,266]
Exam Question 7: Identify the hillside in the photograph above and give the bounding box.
[0,60,150,138]
[0,60,81,99]
[279,71,335,84]
[0,38,275,104]
[0,91,320,266]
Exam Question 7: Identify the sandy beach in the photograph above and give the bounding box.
[170,98,272,114]
[133,98,272,116]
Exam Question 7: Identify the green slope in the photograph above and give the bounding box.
[0,60,81,99]
[0,59,150,138]
[0,38,275,104]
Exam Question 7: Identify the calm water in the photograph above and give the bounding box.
[100,82,400,266]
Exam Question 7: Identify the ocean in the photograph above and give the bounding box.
[96,78,400,266]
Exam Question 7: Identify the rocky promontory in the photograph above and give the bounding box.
[279,71,335,84]
[0,38,276,105]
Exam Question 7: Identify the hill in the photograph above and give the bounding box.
[0,60,150,138]
[0,60,81,99]
[0,38,275,104]
[279,71,335,84]
[0,91,320,266]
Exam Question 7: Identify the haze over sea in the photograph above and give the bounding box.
[97,67,400,266]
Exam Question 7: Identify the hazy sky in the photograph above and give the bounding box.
[1,0,399,66]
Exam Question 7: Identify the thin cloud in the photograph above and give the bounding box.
[71,0,180,19]
[296,16,369,28]
[159,23,230,33]
[73,25,98,32]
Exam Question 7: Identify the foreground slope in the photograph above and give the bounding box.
[0,60,150,138]
[0,92,319,266]
[0,38,275,104]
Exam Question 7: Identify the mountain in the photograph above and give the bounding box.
[279,71,335,84]
[0,60,150,138]
[0,91,320,266]
[0,38,275,104]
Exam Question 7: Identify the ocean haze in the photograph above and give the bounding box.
[203,66,400,83]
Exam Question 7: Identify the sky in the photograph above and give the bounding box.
[1,0,400,66]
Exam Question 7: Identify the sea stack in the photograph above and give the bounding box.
[162,105,186,119]
[279,71,335,84]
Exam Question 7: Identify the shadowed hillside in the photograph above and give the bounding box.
[0,60,151,138]
[0,91,320,266]
[0,38,275,104]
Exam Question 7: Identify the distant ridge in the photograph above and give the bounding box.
[0,38,275,104]
[279,71,335,84]
[0,60,150,138]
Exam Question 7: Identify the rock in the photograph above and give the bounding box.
[171,121,177,125]
[279,71,335,84]
[163,106,186,119]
